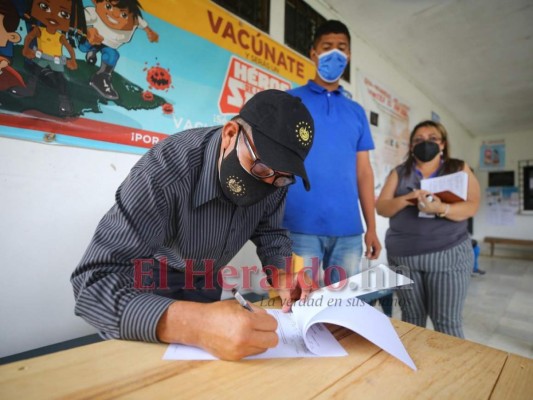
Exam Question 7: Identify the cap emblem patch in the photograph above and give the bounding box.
[296,121,312,147]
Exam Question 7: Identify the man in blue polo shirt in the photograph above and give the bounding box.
[284,20,381,287]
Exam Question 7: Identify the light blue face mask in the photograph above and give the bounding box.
[316,48,348,83]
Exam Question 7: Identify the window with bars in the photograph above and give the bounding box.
[284,0,350,82]
[519,160,533,213]
[212,0,271,33]
[285,0,324,56]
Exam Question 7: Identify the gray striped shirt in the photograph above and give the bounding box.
[71,127,291,343]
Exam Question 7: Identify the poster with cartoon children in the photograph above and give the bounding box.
[80,0,159,100]
[0,0,313,154]
[8,0,86,116]
[0,0,24,90]
[1,0,165,119]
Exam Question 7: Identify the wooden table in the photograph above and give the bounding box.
[1,319,531,399]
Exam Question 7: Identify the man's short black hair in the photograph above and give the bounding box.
[312,20,351,48]
[95,0,144,21]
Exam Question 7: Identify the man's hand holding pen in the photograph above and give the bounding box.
[156,266,319,361]
[156,299,279,361]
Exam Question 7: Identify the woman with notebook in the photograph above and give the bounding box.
[376,120,480,338]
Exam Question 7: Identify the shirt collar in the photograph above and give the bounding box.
[193,128,224,208]
[307,79,344,95]
[414,159,444,179]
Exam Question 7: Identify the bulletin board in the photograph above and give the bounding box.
[356,70,412,195]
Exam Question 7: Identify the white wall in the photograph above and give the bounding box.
[0,138,140,357]
[472,130,533,257]
[0,0,479,358]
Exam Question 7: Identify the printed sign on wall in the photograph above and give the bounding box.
[0,0,313,154]
[485,186,519,226]
[479,140,506,171]
[357,70,412,195]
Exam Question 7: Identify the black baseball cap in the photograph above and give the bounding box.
[238,89,314,190]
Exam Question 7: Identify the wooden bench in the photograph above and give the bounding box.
[484,237,533,256]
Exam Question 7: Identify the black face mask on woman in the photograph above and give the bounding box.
[219,139,278,207]
[412,141,441,162]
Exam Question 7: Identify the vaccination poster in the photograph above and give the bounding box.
[0,0,314,154]
[479,140,506,171]
[356,70,412,196]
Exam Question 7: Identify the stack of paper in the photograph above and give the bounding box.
[421,171,468,203]
[163,265,417,371]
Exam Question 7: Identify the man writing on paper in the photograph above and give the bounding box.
[71,90,315,360]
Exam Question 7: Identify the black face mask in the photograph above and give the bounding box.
[412,141,441,162]
[219,142,278,207]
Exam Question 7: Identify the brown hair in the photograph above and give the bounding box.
[401,120,464,176]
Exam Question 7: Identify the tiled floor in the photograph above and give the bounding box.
[383,256,533,359]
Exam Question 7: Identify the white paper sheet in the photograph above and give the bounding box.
[163,309,347,360]
[421,171,468,201]
[304,300,416,370]
[163,265,416,370]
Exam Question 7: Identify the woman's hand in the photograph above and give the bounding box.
[417,192,447,215]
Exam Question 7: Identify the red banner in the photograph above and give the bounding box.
[218,56,291,114]
[0,113,168,148]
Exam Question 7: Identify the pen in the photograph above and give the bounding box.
[408,185,433,201]
[232,288,254,312]
[411,185,433,208]
[408,187,428,208]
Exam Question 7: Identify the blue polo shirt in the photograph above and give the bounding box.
[284,81,375,236]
